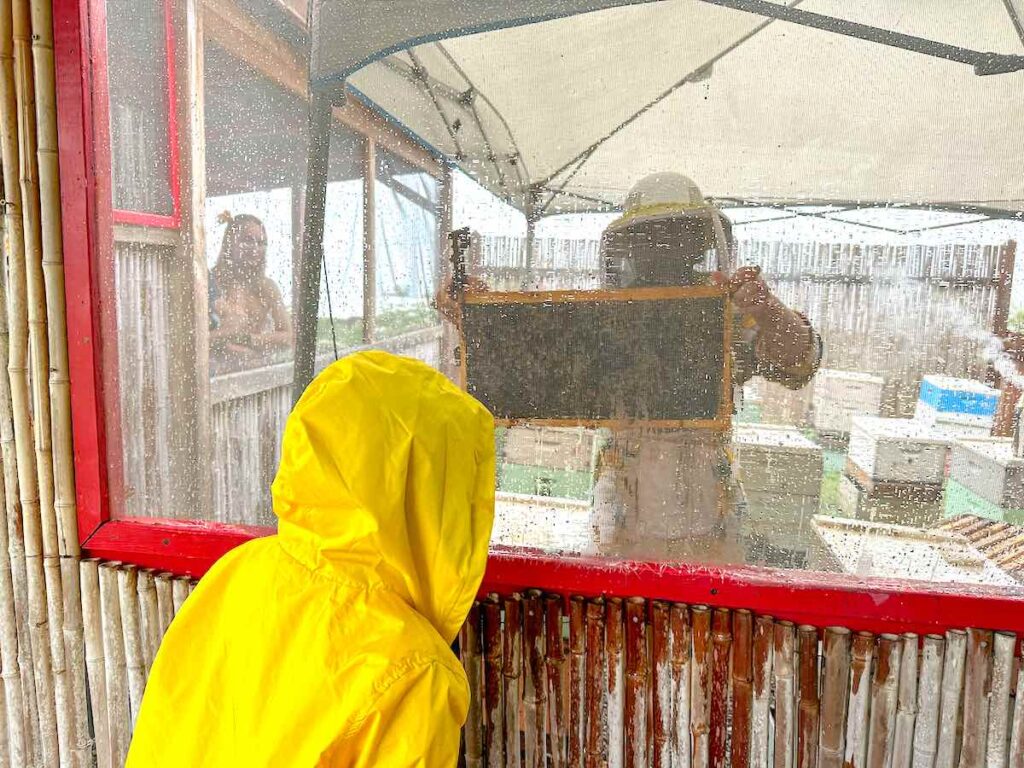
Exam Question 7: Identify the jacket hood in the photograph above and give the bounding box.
[271,350,496,643]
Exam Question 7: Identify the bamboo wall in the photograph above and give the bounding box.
[67,577,1024,768]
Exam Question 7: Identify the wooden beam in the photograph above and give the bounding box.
[202,0,443,178]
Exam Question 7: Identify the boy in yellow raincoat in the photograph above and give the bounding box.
[126,350,496,766]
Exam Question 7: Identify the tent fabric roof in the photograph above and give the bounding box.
[310,0,1024,216]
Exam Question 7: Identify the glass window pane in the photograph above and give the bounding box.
[106,0,174,214]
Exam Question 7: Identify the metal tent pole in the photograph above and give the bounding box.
[293,88,333,403]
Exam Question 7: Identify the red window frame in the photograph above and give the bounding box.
[88,0,182,228]
[54,0,1024,639]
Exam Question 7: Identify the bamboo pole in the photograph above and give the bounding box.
[171,578,190,615]
[81,560,111,768]
[652,601,672,768]
[775,621,797,768]
[935,630,967,768]
[912,635,945,768]
[1,0,60,761]
[672,603,693,768]
[986,633,1015,768]
[711,608,731,768]
[523,590,546,768]
[460,604,484,768]
[0,403,25,766]
[569,596,585,768]
[154,573,174,637]
[1008,639,1024,768]
[846,632,875,768]
[483,595,504,768]
[960,629,993,768]
[731,610,754,768]
[585,597,607,768]
[753,615,775,768]
[893,634,919,768]
[505,594,524,768]
[137,570,161,673]
[818,628,851,768]
[546,595,567,768]
[118,566,146,728]
[625,598,648,768]
[12,0,78,762]
[693,606,713,768]
[867,635,901,768]
[607,598,625,768]
[798,626,820,768]
[99,563,130,767]
[27,0,89,750]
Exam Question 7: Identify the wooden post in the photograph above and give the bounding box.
[846,632,875,768]
[818,628,851,768]
[993,241,1016,338]
[98,563,130,767]
[960,629,994,768]
[672,604,693,768]
[774,621,797,768]
[797,626,820,768]
[711,609,732,768]
[293,88,334,402]
[81,560,111,768]
[867,635,901,768]
[523,590,547,768]
[504,594,524,768]
[986,632,1015,768]
[459,604,484,768]
[1008,639,1024,768]
[935,630,968,768]
[693,606,713,768]
[569,596,586,768]
[585,598,607,768]
[607,598,625,768]
[912,635,945,768]
[732,610,754,768]
[625,598,648,768]
[546,595,567,768]
[752,616,775,768]
[892,634,919,768]
[652,601,672,768]
[482,596,504,768]
[117,566,146,725]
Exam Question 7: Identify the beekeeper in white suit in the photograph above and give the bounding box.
[590,173,822,561]
[438,172,821,562]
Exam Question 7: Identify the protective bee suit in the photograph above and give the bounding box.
[126,351,496,767]
[591,173,821,561]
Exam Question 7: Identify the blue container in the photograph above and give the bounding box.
[918,376,998,418]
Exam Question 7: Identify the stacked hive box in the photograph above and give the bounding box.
[499,426,596,499]
[946,438,1024,524]
[812,369,885,436]
[915,375,998,438]
[734,424,823,566]
[842,416,948,526]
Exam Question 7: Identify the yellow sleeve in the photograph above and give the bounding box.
[338,660,469,768]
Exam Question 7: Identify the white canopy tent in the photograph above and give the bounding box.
[310,0,1024,216]
[294,0,1024,393]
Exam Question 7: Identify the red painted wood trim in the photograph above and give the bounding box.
[82,519,1024,636]
[162,0,182,224]
[83,518,267,576]
[83,0,127,524]
[53,0,110,543]
[111,209,179,228]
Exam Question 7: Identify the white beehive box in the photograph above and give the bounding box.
[848,416,949,485]
[837,474,944,526]
[915,375,999,428]
[812,369,885,434]
[948,438,1024,510]
[501,426,595,472]
[734,424,823,497]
